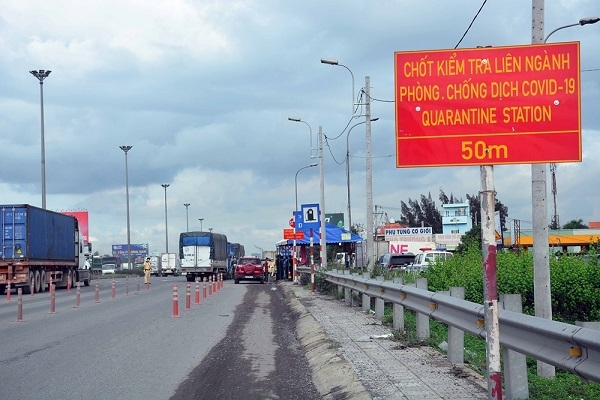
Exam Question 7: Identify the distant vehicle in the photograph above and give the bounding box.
[161,253,180,276]
[101,264,117,274]
[101,256,122,272]
[234,256,265,284]
[409,250,453,272]
[148,255,162,277]
[378,253,416,271]
[180,231,228,282]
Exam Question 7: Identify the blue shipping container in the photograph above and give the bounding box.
[0,204,77,261]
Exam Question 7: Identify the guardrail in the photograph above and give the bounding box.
[299,268,600,387]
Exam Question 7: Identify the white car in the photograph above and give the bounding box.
[409,250,453,272]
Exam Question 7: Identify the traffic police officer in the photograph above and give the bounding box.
[143,257,152,284]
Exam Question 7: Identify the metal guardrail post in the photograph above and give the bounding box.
[448,287,465,364]
[416,278,430,341]
[392,277,404,331]
[374,276,385,320]
[501,294,529,400]
[362,272,371,312]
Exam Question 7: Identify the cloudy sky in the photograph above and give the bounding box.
[1,0,599,257]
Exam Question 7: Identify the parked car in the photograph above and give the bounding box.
[234,256,265,284]
[378,253,416,271]
[409,250,453,272]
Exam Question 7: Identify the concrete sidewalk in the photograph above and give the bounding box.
[283,281,488,400]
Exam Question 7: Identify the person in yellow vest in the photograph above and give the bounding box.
[143,257,152,284]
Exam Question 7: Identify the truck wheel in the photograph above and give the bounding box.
[34,270,41,293]
[23,271,35,294]
[39,271,46,292]
[84,276,90,286]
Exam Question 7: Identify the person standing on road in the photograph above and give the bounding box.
[143,257,152,284]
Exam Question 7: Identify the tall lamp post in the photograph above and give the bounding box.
[183,203,190,231]
[289,118,326,268]
[346,118,378,232]
[119,146,133,270]
[161,184,170,253]
[322,60,375,269]
[529,12,599,380]
[198,218,204,232]
[294,164,318,282]
[29,69,51,209]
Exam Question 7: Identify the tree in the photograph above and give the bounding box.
[399,192,442,233]
[454,224,482,254]
[562,219,588,229]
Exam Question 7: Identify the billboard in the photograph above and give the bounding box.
[394,42,581,167]
[112,243,149,264]
[325,213,345,228]
[61,210,89,245]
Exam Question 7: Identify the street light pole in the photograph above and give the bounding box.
[198,218,203,232]
[183,203,190,232]
[287,117,318,159]
[161,184,170,253]
[119,146,133,270]
[29,69,51,209]
[320,58,357,118]
[294,163,318,282]
[346,118,378,233]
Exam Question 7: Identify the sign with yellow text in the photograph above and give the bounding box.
[394,42,581,167]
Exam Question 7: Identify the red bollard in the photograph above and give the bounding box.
[213,275,217,293]
[111,277,116,299]
[185,282,191,311]
[195,279,200,304]
[74,282,81,308]
[172,284,180,318]
[95,279,100,303]
[125,276,129,296]
[17,288,23,321]
[203,277,207,299]
[67,273,71,292]
[208,276,213,296]
[49,284,56,314]
[5,279,11,302]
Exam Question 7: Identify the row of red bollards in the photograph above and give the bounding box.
[172,273,224,318]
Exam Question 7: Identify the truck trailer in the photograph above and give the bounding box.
[180,231,227,282]
[161,253,180,276]
[0,204,90,294]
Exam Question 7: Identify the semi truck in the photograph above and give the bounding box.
[148,254,162,276]
[0,204,91,294]
[180,231,228,282]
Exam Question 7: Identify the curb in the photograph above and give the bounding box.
[283,284,372,400]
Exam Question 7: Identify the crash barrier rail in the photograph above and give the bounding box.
[298,268,600,392]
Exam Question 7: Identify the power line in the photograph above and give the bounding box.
[454,0,489,49]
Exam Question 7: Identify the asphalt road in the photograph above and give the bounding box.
[0,276,320,400]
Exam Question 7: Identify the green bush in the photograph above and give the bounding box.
[424,244,600,322]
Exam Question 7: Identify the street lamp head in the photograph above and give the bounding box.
[183,203,190,207]
[288,116,301,122]
[119,145,132,153]
[309,163,318,167]
[161,183,170,189]
[320,58,339,66]
[29,70,52,81]
[371,117,379,122]
[580,17,600,25]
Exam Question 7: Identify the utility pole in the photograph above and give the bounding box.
[365,76,374,270]
[531,0,555,378]
[318,126,327,268]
